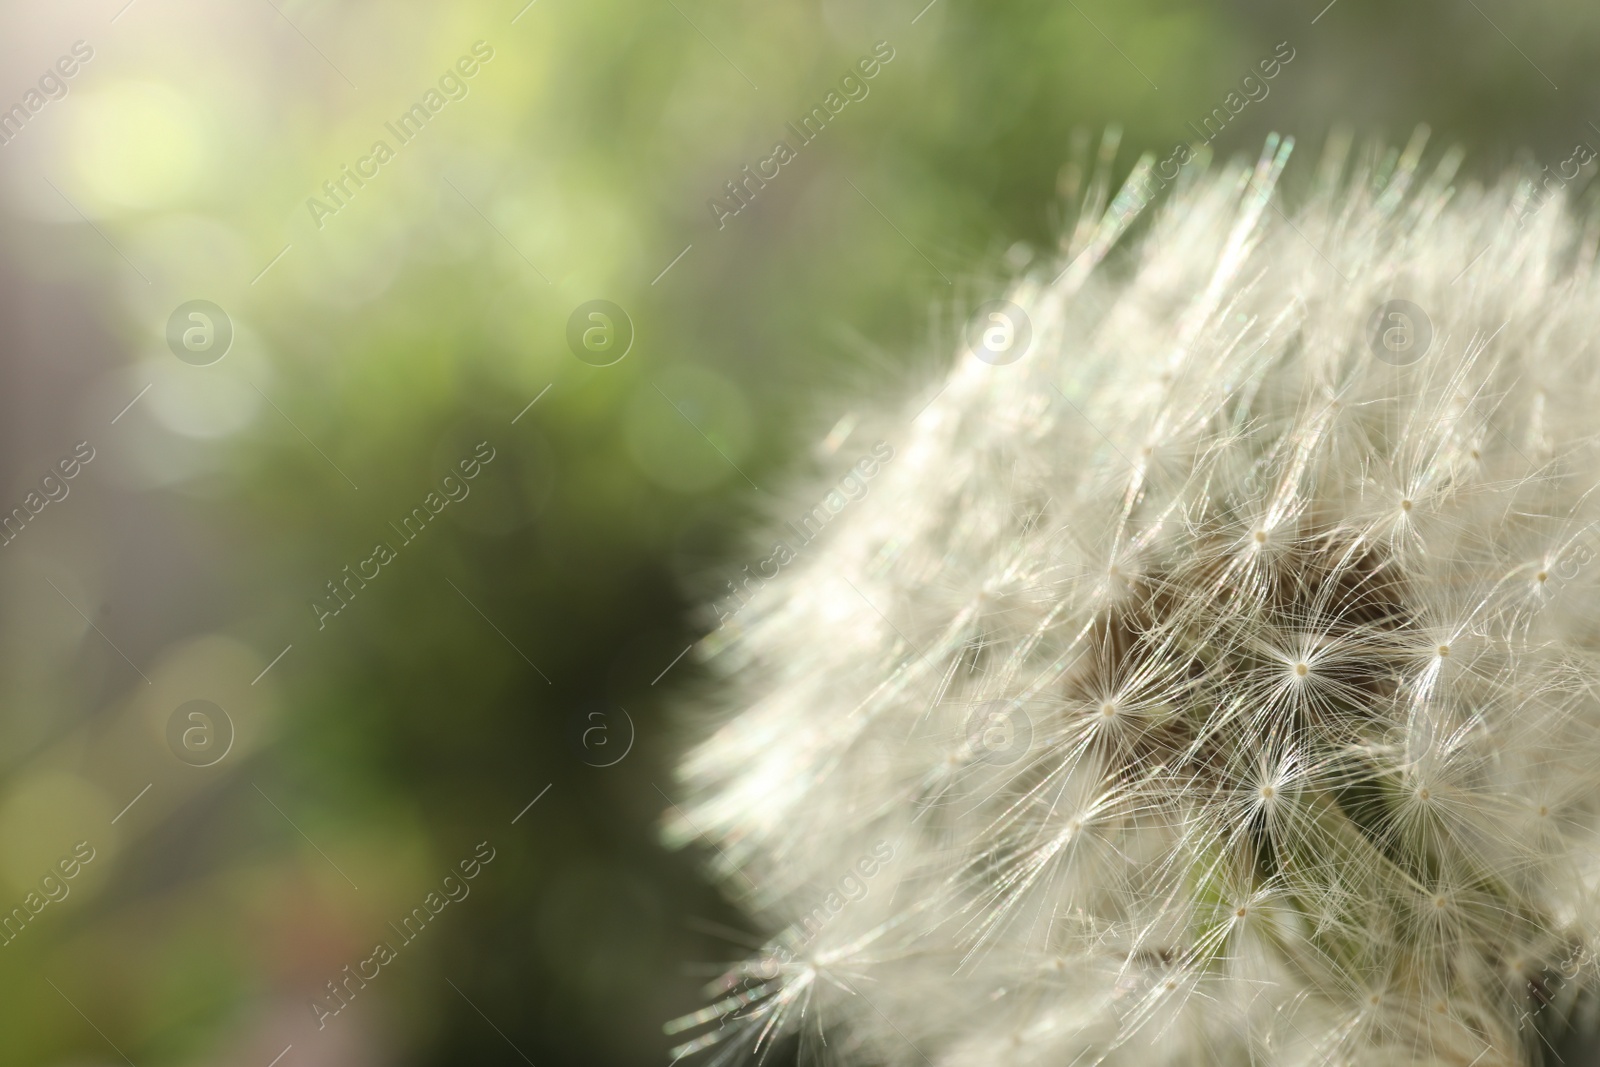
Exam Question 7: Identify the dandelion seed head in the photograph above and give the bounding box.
[667,132,1600,1067]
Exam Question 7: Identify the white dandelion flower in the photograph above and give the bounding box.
[666,129,1600,1067]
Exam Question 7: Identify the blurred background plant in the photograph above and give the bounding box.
[0,0,1597,1064]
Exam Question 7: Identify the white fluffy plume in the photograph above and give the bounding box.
[666,130,1600,1067]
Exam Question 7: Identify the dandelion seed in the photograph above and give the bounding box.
[668,131,1600,1067]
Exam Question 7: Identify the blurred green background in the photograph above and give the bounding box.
[0,0,1595,1063]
